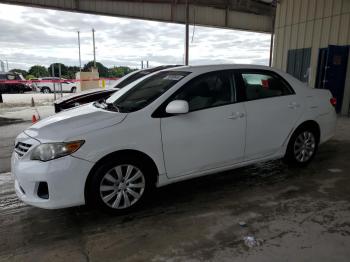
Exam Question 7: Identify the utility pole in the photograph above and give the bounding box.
[92,28,96,68]
[51,64,56,101]
[185,0,189,65]
[146,61,149,68]
[77,31,82,71]
[6,60,8,71]
[0,60,3,72]
[141,61,144,69]
[0,60,5,104]
[58,63,63,98]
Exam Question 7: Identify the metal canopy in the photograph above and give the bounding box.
[0,0,275,66]
[0,0,275,33]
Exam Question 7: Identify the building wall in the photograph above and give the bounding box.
[272,0,350,114]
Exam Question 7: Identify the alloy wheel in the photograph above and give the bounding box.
[293,131,316,163]
[99,164,145,209]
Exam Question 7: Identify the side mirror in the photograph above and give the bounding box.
[165,100,189,114]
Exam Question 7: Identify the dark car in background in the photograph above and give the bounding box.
[54,65,180,113]
[0,72,32,93]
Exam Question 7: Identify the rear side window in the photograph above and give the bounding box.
[240,71,293,101]
[7,74,15,80]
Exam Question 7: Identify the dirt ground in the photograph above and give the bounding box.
[0,118,350,262]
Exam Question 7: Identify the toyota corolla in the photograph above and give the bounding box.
[12,65,337,213]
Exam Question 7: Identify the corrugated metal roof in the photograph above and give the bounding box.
[0,0,275,32]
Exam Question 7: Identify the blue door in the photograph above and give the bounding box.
[317,45,349,112]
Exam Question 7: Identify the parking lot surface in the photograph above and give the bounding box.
[0,118,350,262]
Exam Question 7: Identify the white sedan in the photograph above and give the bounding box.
[12,64,337,213]
[36,77,77,93]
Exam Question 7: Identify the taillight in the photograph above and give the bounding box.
[330,97,337,107]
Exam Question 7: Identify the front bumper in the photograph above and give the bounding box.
[11,134,94,209]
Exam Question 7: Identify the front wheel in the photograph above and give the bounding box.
[284,127,318,167]
[71,87,77,93]
[87,158,153,213]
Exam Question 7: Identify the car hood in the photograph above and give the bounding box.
[54,88,118,104]
[24,103,127,142]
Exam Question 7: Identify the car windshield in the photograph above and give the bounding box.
[105,71,190,113]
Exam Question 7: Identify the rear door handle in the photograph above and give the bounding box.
[228,112,245,120]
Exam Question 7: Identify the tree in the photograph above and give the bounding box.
[108,66,135,77]
[66,66,81,79]
[28,65,49,78]
[26,74,36,80]
[48,63,68,78]
[83,61,109,77]
[9,69,28,78]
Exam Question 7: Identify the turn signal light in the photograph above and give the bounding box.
[330,98,337,107]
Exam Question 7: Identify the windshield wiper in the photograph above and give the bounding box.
[106,102,120,112]
[94,99,120,112]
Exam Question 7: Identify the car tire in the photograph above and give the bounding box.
[41,87,51,93]
[87,156,154,214]
[71,87,77,93]
[284,126,319,167]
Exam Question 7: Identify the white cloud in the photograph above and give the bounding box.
[0,3,271,70]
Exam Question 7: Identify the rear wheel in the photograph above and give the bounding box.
[87,157,154,213]
[284,127,318,167]
[41,87,51,93]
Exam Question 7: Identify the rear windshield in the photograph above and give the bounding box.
[116,70,152,89]
[108,71,190,113]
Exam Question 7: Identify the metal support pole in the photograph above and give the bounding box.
[147,61,149,68]
[78,31,82,71]
[0,59,3,102]
[269,2,276,67]
[269,20,274,67]
[92,28,96,68]
[269,34,273,66]
[58,63,63,98]
[141,61,144,69]
[185,0,189,65]
[52,64,56,100]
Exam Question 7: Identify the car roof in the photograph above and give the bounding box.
[164,64,282,73]
[131,65,182,75]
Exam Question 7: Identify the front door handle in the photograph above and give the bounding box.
[288,102,300,109]
[228,112,245,120]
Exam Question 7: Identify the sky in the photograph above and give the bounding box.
[0,3,271,71]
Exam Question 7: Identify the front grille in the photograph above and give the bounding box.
[14,142,32,157]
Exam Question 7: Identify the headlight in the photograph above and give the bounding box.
[30,140,85,161]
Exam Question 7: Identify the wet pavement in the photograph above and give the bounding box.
[0,118,350,261]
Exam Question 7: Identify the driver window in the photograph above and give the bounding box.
[173,71,234,112]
